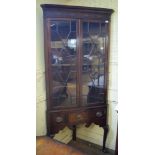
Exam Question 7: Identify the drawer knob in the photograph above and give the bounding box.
[56,116,63,123]
[96,112,103,117]
[105,20,109,23]
[77,114,82,120]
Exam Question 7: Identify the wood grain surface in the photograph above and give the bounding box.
[36,136,87,155]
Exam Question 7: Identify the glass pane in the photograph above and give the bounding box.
[50,20,77,107]
[82,22,106,105]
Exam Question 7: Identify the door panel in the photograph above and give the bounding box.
[81,21,106,106]
[49,20,78,107]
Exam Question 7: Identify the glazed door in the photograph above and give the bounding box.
[48,19,79,108]
[81,20,107,106]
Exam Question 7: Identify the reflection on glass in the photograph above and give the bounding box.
[82,22,106,105]
[50,20,77,107]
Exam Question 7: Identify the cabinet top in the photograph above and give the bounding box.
[41,4,114,14]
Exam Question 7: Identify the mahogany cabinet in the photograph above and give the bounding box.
[41,4,113,152]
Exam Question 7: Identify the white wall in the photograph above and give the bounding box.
[36,0,118,150]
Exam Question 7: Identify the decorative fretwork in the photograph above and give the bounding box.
[82,22,106,105]
[50,20,77,106]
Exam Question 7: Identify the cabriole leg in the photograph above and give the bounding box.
[103,125,109,152]
[72,125,76,141]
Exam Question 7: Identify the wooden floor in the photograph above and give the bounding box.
[36,136,114,155]
[68,139,114,155]
[37,136,86,155]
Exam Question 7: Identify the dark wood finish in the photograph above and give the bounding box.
[41,4,113,20]
[102,125,109,152]
[41,4,114,152]
[73,125,77,141]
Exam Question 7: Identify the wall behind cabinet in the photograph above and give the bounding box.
[36,0,118,150]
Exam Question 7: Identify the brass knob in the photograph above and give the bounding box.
[96,112,103,117]
[105,20,109,23]
[56,116,63,123]
[77,114,82,120]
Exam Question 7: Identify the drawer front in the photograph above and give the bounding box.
[68,111,89,124]
[90,108,106,119]
[68,108,107,125]
[48,107,107,131]
[49,112,66,124]
[89,108,107,126]
[47,112,67,134]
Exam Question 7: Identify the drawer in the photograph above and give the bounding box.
[89,108,107,126]
[47,112,67,134]
[49,112,66,124]
[48,107,107,128]
[90,108,106,119]
[68,111,89,124]
[68,108,107,125]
